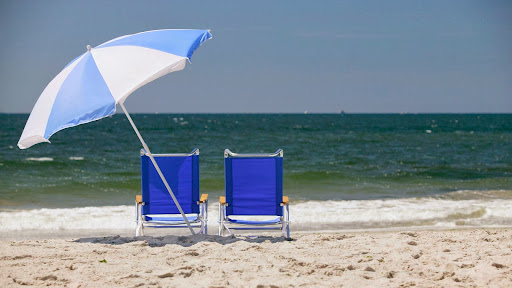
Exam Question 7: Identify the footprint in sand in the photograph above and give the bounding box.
[492,263,507,269]
[157,272,174,278]
[36,275,58,281]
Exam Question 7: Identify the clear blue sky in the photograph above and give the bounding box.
[1,1,511,113]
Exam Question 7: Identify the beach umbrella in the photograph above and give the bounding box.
[17,29,213,235]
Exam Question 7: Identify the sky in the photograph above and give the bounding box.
[0,1,511,113]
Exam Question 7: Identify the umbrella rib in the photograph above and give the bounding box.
[119,102,195,235]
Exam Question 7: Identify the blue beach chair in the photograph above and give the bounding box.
[219,149,290,237]
[135,149,208,236]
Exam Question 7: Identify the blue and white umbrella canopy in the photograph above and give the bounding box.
[18,29,212,149]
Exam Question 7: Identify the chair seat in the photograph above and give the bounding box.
[227,216,281,225]
[144,215,199,223]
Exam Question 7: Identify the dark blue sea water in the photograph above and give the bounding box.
[1,113,511,232]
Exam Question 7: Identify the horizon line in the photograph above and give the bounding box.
[2,112,512,115]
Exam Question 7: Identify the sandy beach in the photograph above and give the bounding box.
[1,228,511,287]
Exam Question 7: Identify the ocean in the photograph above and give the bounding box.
[1,113,511,234]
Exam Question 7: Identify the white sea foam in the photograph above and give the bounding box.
[0,206,135,231]
[291,198,512,227]
[1,198,511,232]
[25,157,53,162]
[69,157,84,160]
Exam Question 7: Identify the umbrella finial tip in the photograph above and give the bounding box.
[86,45,91,51]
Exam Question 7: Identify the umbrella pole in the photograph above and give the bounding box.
[119,102,196,235]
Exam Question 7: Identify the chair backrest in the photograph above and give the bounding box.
[224,149,283,216]
[140,149,199,215]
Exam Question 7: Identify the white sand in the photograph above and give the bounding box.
[1,229,511,287]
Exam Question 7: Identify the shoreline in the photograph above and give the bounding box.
[1,228,511,287]
[2,193,512,240]
[3,221,512,241]
[3,224,512,241]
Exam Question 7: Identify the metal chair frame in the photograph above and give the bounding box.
[135,148,207,236]
[219,149,290,238]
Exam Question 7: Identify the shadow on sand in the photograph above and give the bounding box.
[74,234,294,247]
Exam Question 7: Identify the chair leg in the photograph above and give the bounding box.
[281,216,286,237]
[218,202,230,236]
[205,200,208,235]
[198,200,208,235]
[286,203,290,238]
[198,220,205,235]
[136,223,144,237]
[218,202,223,236]
[135,202,144,237]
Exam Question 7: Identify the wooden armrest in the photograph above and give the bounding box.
[219,196,226,205]
[282,196,289,205]
[135,195,143,204]
[199,194,208,203]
